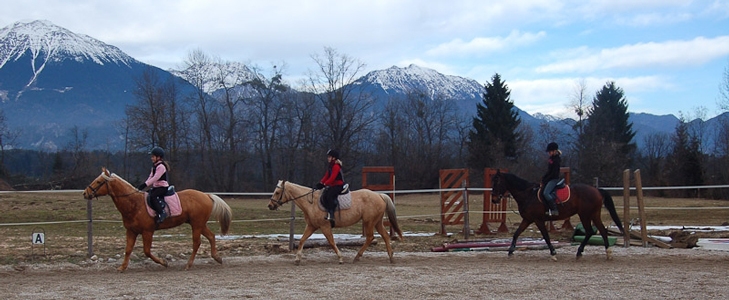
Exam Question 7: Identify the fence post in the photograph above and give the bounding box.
[86,198,93,257]
[634,169,648,247]
[462,181,470,240]
[622,169,631,248]
[289,201,296,251]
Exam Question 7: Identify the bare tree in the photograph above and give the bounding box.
[244,64,290,187]
[305,47,375,164]
[640,132,672,186]
[567,78,589,136]
[719,61,729,112]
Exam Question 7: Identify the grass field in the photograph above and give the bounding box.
[1,190,728,265]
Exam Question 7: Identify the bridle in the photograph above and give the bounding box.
[86,176,110,199]
[86,174,141,199]
[270,181,316,207]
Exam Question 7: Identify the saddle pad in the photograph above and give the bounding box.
[318,192,353,212]
[555,185,571,204]
[145,192,183,217]
[538,185,571,204]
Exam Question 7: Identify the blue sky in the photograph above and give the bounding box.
[2,0,729,119]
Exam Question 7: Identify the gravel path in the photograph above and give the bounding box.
[1,245,728,299]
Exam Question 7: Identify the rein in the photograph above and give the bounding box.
[272,181,316,206]
[87,175,142,200]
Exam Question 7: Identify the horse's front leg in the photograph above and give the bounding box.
[534,221,557,261]
[508,220,531,257]
[320,225,343,264]
[295,224,317,265]
[118,230,138,272]
[141,231,168,268]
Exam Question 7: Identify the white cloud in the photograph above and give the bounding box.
[508,76,671,117]
[536,36,729,73]
[426,30,546,57]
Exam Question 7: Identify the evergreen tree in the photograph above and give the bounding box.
[577,81,636,185]
[468,73,521,169]
[666,117,703,196]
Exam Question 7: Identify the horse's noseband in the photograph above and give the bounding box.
[86,178,108,198]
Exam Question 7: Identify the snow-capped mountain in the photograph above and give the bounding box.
[0,20,187,151]
[356,64,482,99]
[0,19,722,153]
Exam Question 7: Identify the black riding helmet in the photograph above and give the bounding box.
[546,142,558,152]
[149,147,165,158]
[326,149,340,159]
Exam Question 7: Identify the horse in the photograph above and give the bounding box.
[268,180,404,265]
[490,170,624,260]
[82,168,233,271]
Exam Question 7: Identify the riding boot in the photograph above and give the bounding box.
[545,195,559,216]
[155,197,168,224]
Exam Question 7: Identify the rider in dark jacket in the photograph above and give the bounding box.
[541,142,562,216]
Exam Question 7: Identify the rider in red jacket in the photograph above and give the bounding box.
[315,149,344,221]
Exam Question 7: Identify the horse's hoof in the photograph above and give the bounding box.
[353,256,360,263]
[550,255,557,262]
[338,259,344,264]
[116,266,126,272]
[294,260,301,266]
[606,248,613,260]
[213,255,223,264]
[389,257,395,264]
[160,259,169,267]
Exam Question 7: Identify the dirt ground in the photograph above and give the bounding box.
[1,245,728,299]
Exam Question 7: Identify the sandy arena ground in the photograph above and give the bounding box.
[1,245,728,299]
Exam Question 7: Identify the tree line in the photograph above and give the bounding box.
[1,49,728,199]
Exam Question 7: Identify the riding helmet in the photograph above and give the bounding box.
[150,147,165,158]
[546,142,559,152]
[326,149,340,159]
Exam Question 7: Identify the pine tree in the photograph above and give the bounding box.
[666,117,703,196]
[468,73,521,169]
[577,81,636,185]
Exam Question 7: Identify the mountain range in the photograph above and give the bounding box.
[0,20,725,153]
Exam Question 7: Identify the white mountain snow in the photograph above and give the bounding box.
[0,20,138,86]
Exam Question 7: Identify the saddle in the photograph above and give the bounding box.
[145,186,183,217]
[318,184,353,212]
[538,179,571,204]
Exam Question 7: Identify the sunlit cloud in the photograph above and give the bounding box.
[426,30,546,57]
[536,36,729,73]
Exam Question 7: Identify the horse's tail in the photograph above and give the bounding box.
[380,193,404,241]
[208,193,232,235]
[599,188,624,234]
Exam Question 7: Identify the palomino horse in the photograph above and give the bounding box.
[491,170,624,260]
[82,168,232,271]
[268,180,403,264]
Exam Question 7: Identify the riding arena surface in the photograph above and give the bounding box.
[1,245,728,299]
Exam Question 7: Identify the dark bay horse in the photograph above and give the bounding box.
[83,168,232,271]
[491,170,624,260]
[268,180,403,265]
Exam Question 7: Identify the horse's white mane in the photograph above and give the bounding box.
[101,171,134,188]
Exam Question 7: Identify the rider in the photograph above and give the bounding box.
[315,149,344,221]
[541,142,562,216]
[137,147,171,224]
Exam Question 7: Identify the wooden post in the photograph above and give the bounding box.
[462,180,470,239]
[634,169,648,247]
[86,198,93,257]
[622,169,631,248]
[289,201,296,251]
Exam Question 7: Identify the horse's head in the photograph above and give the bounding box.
[490,170,508,204]
[83,167,113,200]
[267,180,287,210]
